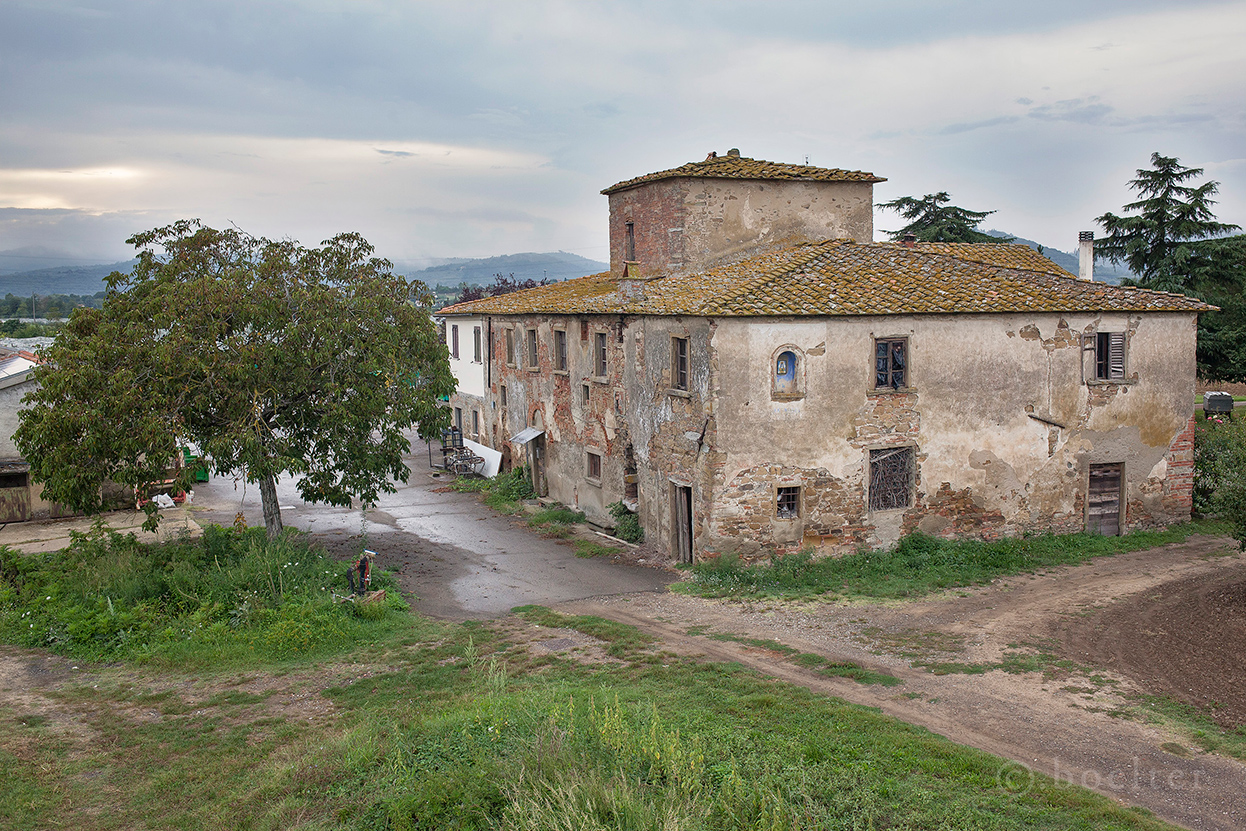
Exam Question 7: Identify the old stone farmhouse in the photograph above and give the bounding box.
[438,151,1210,563]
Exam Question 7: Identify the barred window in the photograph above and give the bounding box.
[1095,332,1126,380]
[776,486,800,519]
[875,338,907,389]
[869,447,914,511]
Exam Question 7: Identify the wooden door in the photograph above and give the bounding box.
[1087,463,1122,535]
[674,485,693,564]
[0,472,30,523]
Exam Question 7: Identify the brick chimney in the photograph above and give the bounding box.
[901,233,917,248]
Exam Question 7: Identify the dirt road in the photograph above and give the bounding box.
[556,536,1246,831]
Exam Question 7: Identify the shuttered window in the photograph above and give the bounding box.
[1095,332,1126,380]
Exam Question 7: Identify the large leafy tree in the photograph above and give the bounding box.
[15,221,455,538]
[877,192,1012,244]
[1187,234,1246,382]
[1096,152,1240,292]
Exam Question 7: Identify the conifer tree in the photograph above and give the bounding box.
[1096,152,1239,292]
[877,192,1012,244]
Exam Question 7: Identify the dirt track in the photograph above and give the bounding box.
[556,535,1246,831]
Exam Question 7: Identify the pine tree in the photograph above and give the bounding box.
[1096,153,1239,292]
[876,192,1012,244]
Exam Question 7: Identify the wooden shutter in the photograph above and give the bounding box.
[1108,332,1125,379]
[1088,463,1122,535]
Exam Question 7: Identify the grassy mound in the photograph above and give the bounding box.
[0,524,406,666]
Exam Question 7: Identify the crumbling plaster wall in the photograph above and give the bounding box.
[608,178,874,276]
[704,311,1197,557]
[486,314,631,525]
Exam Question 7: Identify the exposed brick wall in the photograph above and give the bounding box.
[1162,414,1196,514]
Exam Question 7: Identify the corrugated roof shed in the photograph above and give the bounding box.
[438,240,1214,318]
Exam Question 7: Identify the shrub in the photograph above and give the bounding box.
[1195,416,1246,548]
[493,465,535,502]
[607,501,643,544]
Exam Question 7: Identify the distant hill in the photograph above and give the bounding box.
[0,260,136,297]
[987,231,1134,285]
[407,251,607,287]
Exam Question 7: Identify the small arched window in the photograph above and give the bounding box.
[775,350,798,396]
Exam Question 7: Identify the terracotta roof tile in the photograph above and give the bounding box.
[438,240,1215,318]
[602,154,884,194]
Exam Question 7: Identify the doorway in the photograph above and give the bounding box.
[1087,463,1123,535]
[672,484,693,564]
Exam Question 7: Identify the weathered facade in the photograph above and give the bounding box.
[439,152,1209,562]
[0,350,73,522]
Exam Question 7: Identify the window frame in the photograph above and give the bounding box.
[593,330,608,379]
[1094,331,1127,382]
[472,409,480,436]
[526,328,539,370]
[586,450,603,483]
[624,221,636,262]
[499,384,507,407]
[453,406,463,431]
[868,445,916,512]
[472,326,482,363]
[553,328,569,373]
[776,486,801,520]
[671,336,689,392]
[504,328,516,366]
[873,336,909,391]
[450,324,460,360]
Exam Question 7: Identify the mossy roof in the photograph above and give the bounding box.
[601,154,885,194]
[437,240,1215,318]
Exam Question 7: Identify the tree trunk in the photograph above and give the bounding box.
[259,472,283,539]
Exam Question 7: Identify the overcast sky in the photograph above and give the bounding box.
[2,0,1244,269]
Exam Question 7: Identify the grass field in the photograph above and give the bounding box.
[0,527,1185,830]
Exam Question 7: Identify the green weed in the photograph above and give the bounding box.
[573,539,620,558]
[680,523,1221,600]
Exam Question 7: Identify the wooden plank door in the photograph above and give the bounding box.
[1088,463,1122,535]
[674,485,693,564]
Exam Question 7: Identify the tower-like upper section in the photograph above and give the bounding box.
[601,149,885,277]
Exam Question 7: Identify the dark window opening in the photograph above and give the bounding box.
[526,329,538,368]
[582,384,591,406]
[777,486,800,519]
[625,222,635,261]
[0,472,27,489]
[454,407,463,431]
[672,337,688,390]
[594,331,608,377]
[587,451,602,480]
[869,446,914,511]
[472,409,480,435]
[451,325,460,359]
[473,326,482,363]
[1095,332,1126,380]
[554,329,568,371]
[875,338,907,389]
[499,385,507,407]
[624,445,638,501]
